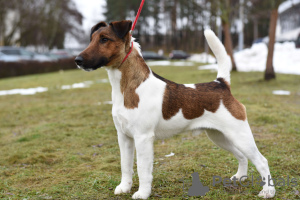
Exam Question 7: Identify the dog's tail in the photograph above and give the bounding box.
[204,29,231,84]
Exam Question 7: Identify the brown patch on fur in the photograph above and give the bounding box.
[119,49,150,109]
[153,74,246,121]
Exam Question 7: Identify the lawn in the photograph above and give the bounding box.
[0,64,299,199]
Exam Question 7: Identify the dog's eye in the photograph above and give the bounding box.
[100,38,109,43]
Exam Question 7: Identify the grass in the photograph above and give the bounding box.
[0,63,299,199]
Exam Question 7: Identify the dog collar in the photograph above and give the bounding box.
[121,41,133,64]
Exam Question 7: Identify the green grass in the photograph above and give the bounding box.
[0,64,299,199]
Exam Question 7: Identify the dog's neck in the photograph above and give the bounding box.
[106,44,150,108]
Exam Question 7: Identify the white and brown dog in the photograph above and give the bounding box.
[75,20,275,199]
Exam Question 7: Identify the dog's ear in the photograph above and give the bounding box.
[109,20,132,39]
[90,21,108,41]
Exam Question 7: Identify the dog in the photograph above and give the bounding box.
[75,20,276,199]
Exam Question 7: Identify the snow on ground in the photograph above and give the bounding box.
[0,87,48,96]
[188,53,216,64]
[272,90,291,95]
[0,79,109,96]
[61,81,93,90]
[146,53,215,67]
[199,42,300,75]
[146,60,195,67]
[97,101,113,105]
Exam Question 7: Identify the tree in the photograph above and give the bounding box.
[264,0,285,80]
[210,0,239,71]
[0,0,83,49]
[264,8,278,80]
[250,0,285,80]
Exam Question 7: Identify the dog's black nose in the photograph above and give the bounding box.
[75,56,84,66]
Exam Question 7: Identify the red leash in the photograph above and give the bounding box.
[121,0,145,64]
[131,0,145,31]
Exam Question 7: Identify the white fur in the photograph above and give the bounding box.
[131,36,142,56]
[184,84,196,89]
[204,29,232,83]
[109,30,275,199]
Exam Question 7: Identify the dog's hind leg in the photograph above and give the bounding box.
[224,123,276,198]
[114,132,135,195]
[206,129,248,181]
[132,133,154,200]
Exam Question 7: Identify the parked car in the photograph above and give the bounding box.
[142,51,166,60]
[0,46,33,61]
[0,52,20,62]
[33,53,54,62]
[296,33,300,48]
[0,46,53,62]
[50,49,74,60]
[169,50,190,60]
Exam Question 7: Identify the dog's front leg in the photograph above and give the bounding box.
[132,134,154,199]
[114,133,135,195]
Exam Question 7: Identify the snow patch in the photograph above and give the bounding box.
[96,79,109,83]
[188,53,216,64]
[146,60,194,67]
[0,87,48,96]
[199,42,300,75]
[272,90,291,95]
[198,64,218,71]
[61,81,94,90]
[97,101,113,105]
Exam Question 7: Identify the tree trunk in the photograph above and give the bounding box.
[223,22,237,71]
[264,9,278,80]
[171,0,177,49]
[253,16,258,41]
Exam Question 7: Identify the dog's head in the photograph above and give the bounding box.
[75,20,132,71]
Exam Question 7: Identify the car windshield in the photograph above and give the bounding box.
[173,50,185,54]
[20,49,34,56]
[1,49,20,55]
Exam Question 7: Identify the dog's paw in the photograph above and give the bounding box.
[114,183,131,195]
[230,174,247,182]
[132,190,150,199]
[258,188,276,198]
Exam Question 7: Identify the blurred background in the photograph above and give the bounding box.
[0,0,299,78]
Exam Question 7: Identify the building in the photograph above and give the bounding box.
[277,0,300,41]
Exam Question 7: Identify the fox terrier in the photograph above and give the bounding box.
[75,20,275,199]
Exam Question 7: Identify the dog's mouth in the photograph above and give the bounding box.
[77,66,98,72]
[75,56,108,71]
[77,64,102,72]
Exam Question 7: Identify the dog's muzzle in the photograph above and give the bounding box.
[75,55,108,71]
[74,55,95,71]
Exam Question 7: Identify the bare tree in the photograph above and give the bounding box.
[215,0,239,71]
[250,0,285,80]
[0,0,83,49]
[264,8,278,80]
[264,1,285,80]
